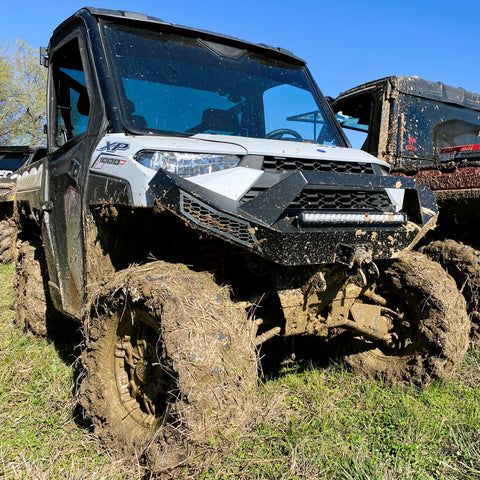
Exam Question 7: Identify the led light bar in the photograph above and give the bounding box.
[301,212,407,225]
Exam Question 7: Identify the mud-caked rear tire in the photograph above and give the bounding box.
[15,239,52,336]
[78,261,258,472]
[0,219,15,264]
[420,239,480,340]
[343,252,470,386]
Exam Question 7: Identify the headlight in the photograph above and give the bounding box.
[135,151,240,177]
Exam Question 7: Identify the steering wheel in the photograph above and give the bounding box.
[266,128,303,140]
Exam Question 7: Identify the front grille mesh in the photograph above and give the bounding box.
[288,189,392,211]
[181,193,256,247]
[263,156,375,174]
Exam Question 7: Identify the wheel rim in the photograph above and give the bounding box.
[380,301,415,353]
[114,309,172,428]
[359,289,418,357]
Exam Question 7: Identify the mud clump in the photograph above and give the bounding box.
[14,239,50,336]
[343,252,470,386]
[421,239,480,341]
[79,261,259,476]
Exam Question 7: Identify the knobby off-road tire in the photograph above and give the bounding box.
[0,218,15,264]
[78,261,258,472]
[420,239,480,341]
[14,239,51,336]
[343,252,470,386]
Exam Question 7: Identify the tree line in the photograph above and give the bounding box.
[0,39,46,146]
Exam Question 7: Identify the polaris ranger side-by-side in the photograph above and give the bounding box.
[14,10,468,471]
[333,76,480,336]
[0,146,46,263]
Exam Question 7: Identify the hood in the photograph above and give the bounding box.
[193,133,387,166]
[98,132,387,168]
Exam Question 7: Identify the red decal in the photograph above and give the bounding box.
[405,136,418,152]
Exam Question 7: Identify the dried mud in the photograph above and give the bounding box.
[420,239,480,340]
[0,218,14,264]
[343,252,470,386]
[13,205,476,474]
[14,239,49,336]
[79,261,259,476]
[415,167,480,191]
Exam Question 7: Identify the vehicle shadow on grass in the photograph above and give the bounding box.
[40,314,91,427]
[44,315,83,360]
[258,331,375,381]
[259,334,340,380]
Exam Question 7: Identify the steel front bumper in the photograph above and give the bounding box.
[149,170,438,266]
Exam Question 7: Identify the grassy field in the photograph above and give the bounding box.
[1,262,480,479]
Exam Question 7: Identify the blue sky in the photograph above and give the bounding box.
[1,0,479,99]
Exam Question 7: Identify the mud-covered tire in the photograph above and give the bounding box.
[14,239,50,336]
[343,252,470,386]
[0,219,15,264]
[78,261,258,472]
[420,239,480,340]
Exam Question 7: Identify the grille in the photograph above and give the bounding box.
[288,189,393,211]
[180,193,257,247]
[263,156,375,174]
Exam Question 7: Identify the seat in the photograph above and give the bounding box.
[190,108,240,135]
[131,115,148,129]
[123,99,148,130]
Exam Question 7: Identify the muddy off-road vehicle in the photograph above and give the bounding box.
[14,9,469,471]
[333,76,480,336]
[0,146,46,263]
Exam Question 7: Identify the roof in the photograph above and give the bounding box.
[337,75,480,111]
[51,6,305,65]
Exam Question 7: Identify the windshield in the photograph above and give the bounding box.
[0,152,30,175]
[103,23,340,145]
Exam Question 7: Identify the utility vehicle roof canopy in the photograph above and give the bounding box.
[338,76,480,110]
[333,76,480,168]
[55,7,304,64]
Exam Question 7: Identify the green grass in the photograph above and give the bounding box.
[0,264,144,480]
[198,364,480,479]
[1,263,480,479]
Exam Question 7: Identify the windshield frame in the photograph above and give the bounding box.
[97,19,346,146]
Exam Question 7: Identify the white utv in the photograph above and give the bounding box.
[13,7,469,472]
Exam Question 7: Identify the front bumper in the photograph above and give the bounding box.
[149,169,438,266]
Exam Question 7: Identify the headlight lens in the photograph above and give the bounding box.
[135,151,240,177]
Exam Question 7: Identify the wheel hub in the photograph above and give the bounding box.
[135,359,152,384]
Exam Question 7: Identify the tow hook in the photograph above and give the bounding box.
[302,271,327,299]
[352,247,380,287]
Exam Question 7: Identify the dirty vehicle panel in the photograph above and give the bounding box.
[333,76,480,226]
[14,9,468,472]
[0,146,46,263]
[0,146,46,204]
